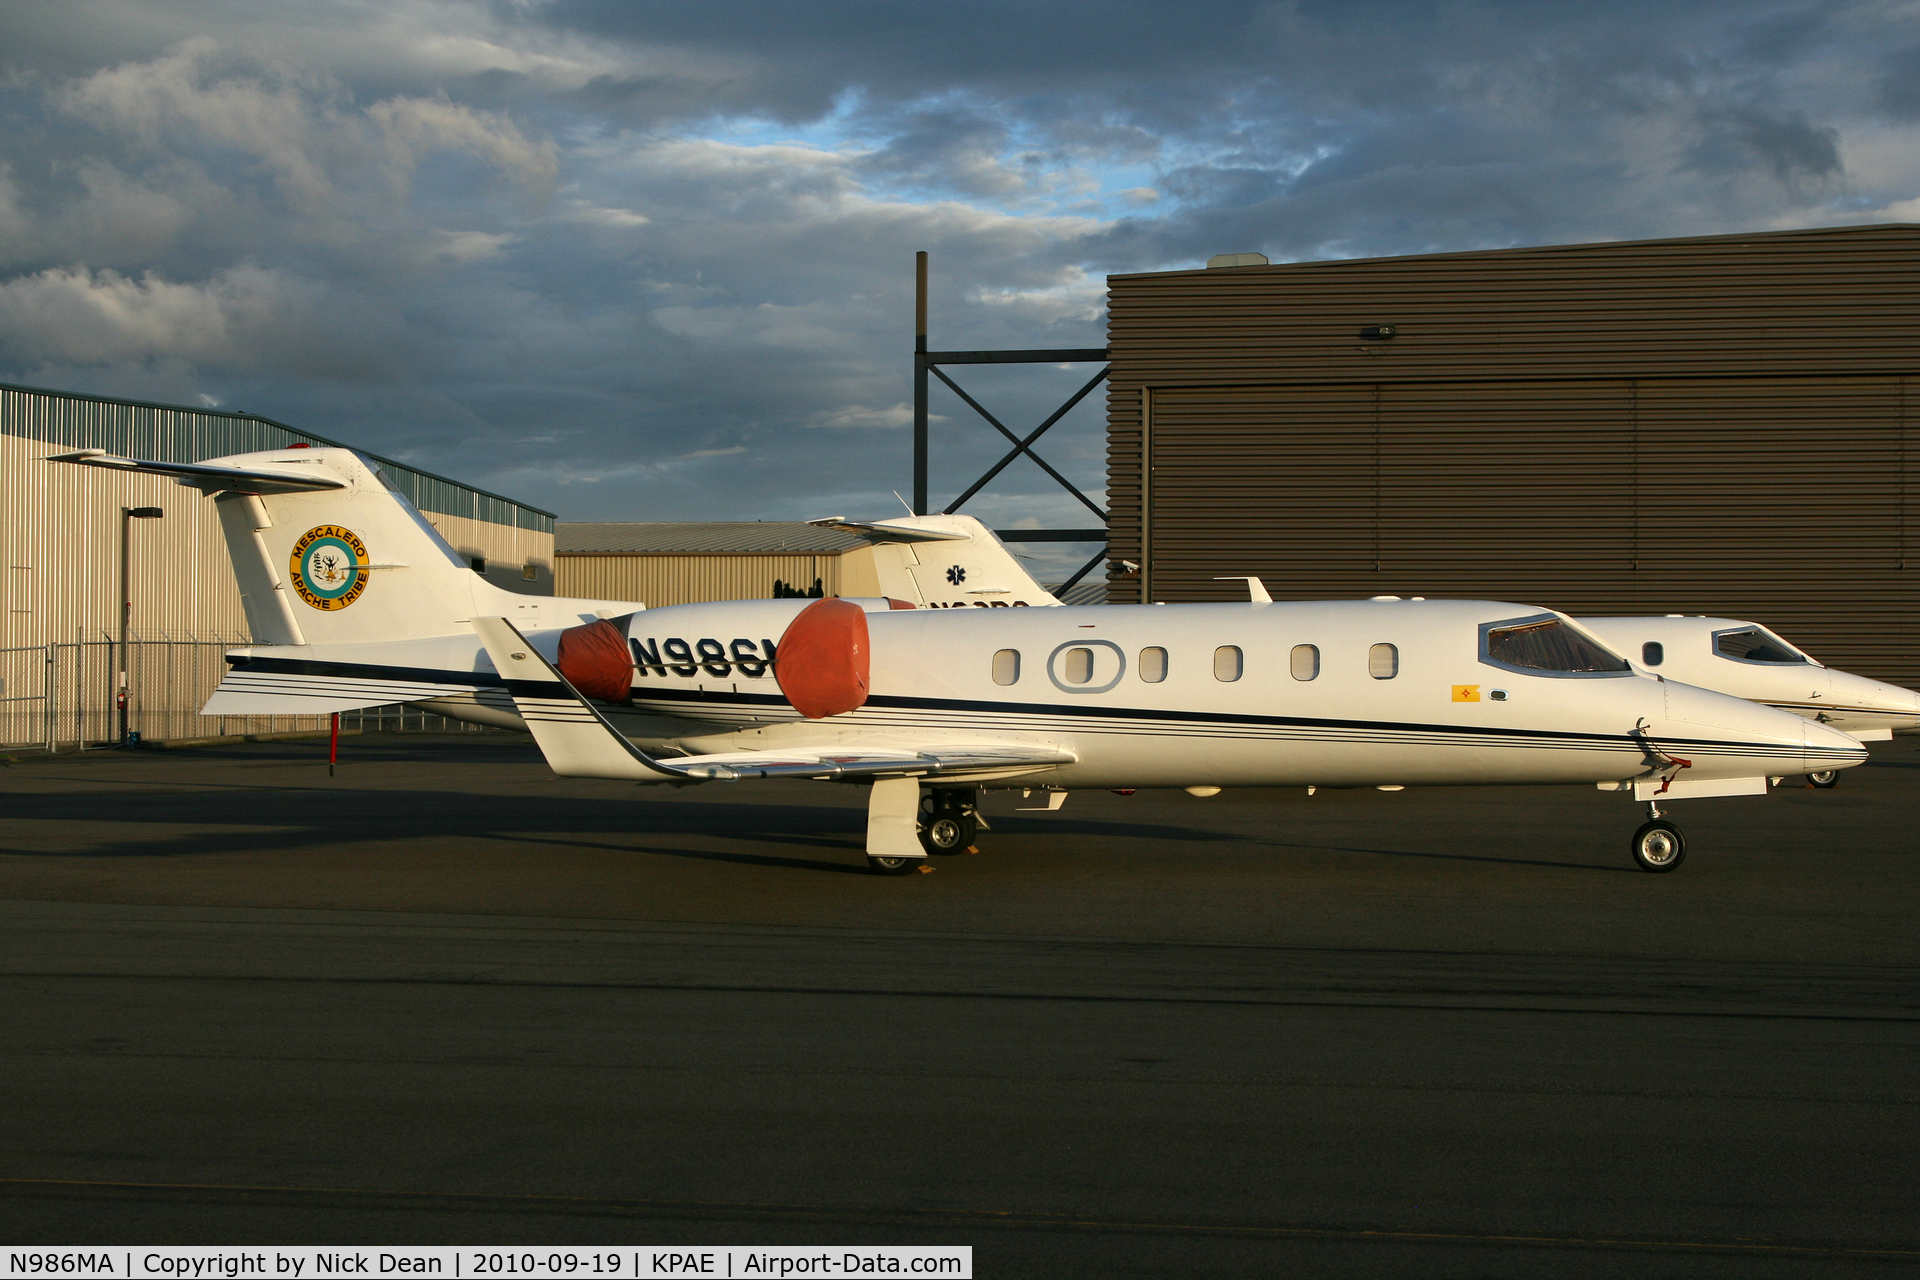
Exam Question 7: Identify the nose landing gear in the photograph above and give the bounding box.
[1631,802,1686,872]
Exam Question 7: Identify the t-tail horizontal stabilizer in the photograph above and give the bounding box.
[46,449,349,494]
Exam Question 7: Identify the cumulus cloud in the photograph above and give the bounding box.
[806,403,920,430]
[0,0,1913,524]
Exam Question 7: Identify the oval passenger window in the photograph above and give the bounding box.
[1139,646,1167,683]
[1064,647,1094,684]
[1642,641,1664,667]
[1368,643,1398,679]
[1213,645,1242,682]
[992,649,1020,685]
[1290,644,1319,681]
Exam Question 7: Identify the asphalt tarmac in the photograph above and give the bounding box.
[1,733,1916,1277]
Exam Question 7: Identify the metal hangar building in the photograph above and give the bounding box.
[1102,224,1919,685]
[0,381,554,747]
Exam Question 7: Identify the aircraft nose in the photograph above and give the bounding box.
[1803,717,1869,773]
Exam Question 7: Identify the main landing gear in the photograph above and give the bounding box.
[864,782,986,874]
[919,787,982,856]
[1631,802,1686,873]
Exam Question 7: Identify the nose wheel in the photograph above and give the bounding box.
[1631,814,1686,872]
[1806,770,1839,789]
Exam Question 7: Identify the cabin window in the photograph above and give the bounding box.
[1213,645,1242,682]
[1063,647,1094,684]
[1139,647,1168,683]
[522,563,538,582]
[1642,641,1663,667]
[992,649,1020,685]
[1481,616,1630,675]
[470,556,487,574]
[1713,627,1806,665]
[1290,644,1319,681]
[1368,643,1398,679]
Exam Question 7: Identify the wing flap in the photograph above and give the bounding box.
[672,745,1075,781]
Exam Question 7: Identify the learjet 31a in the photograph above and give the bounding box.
[52,445,1867,874]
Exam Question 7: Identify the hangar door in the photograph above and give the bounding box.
[1138,376,1914,684]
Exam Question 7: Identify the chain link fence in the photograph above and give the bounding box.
[0,638,488,752]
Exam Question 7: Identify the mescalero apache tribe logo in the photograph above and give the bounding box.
[290,525,371,610]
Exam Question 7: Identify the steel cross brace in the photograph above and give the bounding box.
[933,364,1110,521]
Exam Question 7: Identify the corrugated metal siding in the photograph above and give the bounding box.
[555,554,843,606]
[1109,224,1920,386]
[0,382,558,642]
[0,381,555,533]
[421,511,555,597]
[1106,226,1919,685]
[0,429,250,650]
[0,383,561,742]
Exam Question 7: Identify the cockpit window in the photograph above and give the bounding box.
[1713,627,1806,665]
[1481,616,1631,676]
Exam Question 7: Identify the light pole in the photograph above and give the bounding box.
[119,505,164,746]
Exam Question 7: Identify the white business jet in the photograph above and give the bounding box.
[1579,616,1918,786]
[51,445,1866,874]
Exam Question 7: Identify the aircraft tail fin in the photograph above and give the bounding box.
[49,445,568,647]
[810,513,1072,607]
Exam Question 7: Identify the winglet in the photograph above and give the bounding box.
[473,616,684,783]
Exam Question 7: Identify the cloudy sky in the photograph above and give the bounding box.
[2,1,1917,571]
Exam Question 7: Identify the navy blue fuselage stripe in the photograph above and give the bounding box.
[228,654,1831,755]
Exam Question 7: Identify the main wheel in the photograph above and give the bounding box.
[1807,770,1840,789]
[867,854,921,875]
[919,807,977,855]
[1631,820,1686,872]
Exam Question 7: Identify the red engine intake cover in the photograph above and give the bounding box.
[774,597,871,719]
[555,617,635,703]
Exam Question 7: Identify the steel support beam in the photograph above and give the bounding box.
[913,251,929,516]
[993,528,1108,542]
[911,252,1112,592]
[924,349,1109,365]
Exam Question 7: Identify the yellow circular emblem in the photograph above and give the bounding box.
[290,525,370,610]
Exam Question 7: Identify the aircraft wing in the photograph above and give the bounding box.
[663,744,1075,781]
[472,616,1072,784]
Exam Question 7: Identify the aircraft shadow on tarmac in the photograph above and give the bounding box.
[0,779,1639,876]
[0,784,1248,875]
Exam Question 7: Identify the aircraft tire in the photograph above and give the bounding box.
[1806,770,1840,789]
[920,808,978,855]
[1631,820,1686,873]
[867,854,922,875]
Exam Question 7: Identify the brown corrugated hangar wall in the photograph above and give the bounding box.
[1104,224,1919,686]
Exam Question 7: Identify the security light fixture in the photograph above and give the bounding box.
[1359,324,1397,340]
